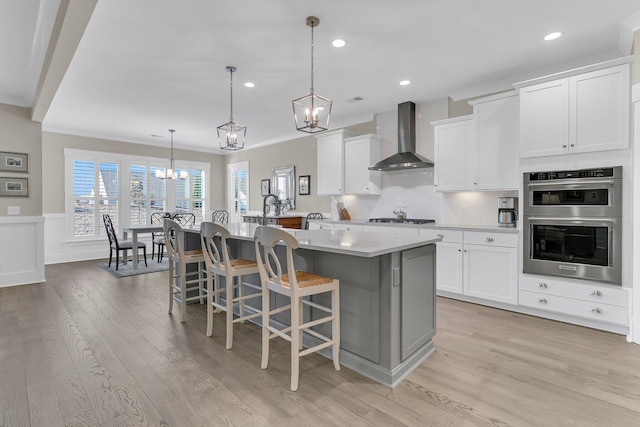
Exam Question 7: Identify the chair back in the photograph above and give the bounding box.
[163,218,183,261]
[254,226,300,292]
[102,214,119,248]
[304,212,324,230]
[175,212,196,227]
[200,221,232,273]
[211,210,229,224]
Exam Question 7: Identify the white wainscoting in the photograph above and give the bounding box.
[0,216,45,288]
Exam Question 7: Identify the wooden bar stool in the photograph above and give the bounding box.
[253,225,340,391]
[200,221,261,349]
[163,218,207,322]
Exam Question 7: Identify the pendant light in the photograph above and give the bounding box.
[156,129,187,180]
[217,66,246,150]
[292,16,332,133]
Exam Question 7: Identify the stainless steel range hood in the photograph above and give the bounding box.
[369,101,434,171]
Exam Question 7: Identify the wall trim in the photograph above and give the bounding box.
[0,216,45,288]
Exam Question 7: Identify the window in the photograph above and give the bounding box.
[227,161,248,223]
[65,149,210,240]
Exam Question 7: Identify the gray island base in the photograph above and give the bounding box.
[193,223,438,388]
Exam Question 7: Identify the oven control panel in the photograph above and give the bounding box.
[528,167,617,181]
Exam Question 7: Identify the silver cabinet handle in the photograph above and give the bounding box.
[486,236,494,242]
[538,298,548,304]
[562,144,567,148]
[590,290,602,297]
[437,233,444,238]
[591,307,602,314]
[537,282,548,289]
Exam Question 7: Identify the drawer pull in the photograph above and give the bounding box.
[590,290,602,297]
[486,236,494,242]
[591,307,602,314]
[437,234,444,238]
[537,282,548,289]
[538,298,548,304]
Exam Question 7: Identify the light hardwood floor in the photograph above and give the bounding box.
[1,260,639,426]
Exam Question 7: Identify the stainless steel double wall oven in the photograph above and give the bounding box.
[523,167,622,284]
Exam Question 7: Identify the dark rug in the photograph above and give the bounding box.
[98,257,169,278]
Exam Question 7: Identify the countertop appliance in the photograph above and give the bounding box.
[369,218,435,225]
[523,166,622,284]
[498,197,518,227]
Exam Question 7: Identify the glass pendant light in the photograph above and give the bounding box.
[217,66,246,150]
[156,129,187,180]
[292,16,332,133]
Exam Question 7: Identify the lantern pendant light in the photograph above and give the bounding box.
[292,16,332,133]
[156,129,187,180]
[218,66,246,150]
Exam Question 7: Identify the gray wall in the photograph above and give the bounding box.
[0,104,42,216]
[224,121,376,213]
[42,131,226,213]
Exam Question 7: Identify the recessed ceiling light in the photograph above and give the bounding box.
[544,32,562,41]
[244,82,255,88]
[400,80,411,86]
[332,39,346,48]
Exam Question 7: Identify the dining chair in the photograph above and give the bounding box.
[175,212,196,227]
[151,212,175,262]
[102,214,147,270]
[304,212,324,230]
[164,218,207,322]
[200,221,261,349]
[211,210,229,224]
[254,225,340,391]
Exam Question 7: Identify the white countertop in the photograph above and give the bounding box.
[185,222,439,257]
[310,219,519,234]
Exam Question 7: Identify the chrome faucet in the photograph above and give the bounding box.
[262,194,281,225]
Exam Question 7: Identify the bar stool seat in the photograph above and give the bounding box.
[254,225,340,391]
[164,218,207,322]
[200,222,261,349]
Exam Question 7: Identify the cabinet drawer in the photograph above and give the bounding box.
[464,231,517,247]
[519,290,628,325]
[419,228,463,243]
[520,275,628,307]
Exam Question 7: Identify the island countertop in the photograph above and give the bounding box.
[186,222,440,258]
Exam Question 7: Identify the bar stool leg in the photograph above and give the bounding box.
[226,275,234,349]
[180,260,187,322]
[206,272,215,337]
[261,293,270,370]
[168,259,174,315]
[238,275,246,323]
[332,288,341,371]
[290,295,301,392]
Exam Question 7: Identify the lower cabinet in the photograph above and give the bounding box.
[420,228,518,305]
[519,274,629,325]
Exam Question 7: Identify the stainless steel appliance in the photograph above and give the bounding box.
[523,167,622,284]
[369,218,435,225]
[498,197,518,227]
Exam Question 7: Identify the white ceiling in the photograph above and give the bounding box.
[3,0,640,154]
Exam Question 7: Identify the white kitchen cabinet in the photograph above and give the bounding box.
[519,274,629,326]
[471,93,519,190]
[519,62,630,158]
[432,116,474,191]
[344,134,382,195]
[419,229,464,294]
[316,129,357,195]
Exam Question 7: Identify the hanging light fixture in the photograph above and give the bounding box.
[292,16,332,133]
[217,66,246,150]
[156,129,187,180]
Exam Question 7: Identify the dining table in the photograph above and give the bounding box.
[121,224,163,270]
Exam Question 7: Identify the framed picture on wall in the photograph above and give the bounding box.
[261,179,270,196]
[0,152,28,173]
[299,175,310,195]
[0,177,29,197]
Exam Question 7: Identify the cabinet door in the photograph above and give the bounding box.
[317,134,344,195]
[435,242,463,294]
[344,135,381,195]
[475,96,519,190]
[463,244,517,304]
[570,64,630,153]
[433,117,474,191]
[519,79,569,158]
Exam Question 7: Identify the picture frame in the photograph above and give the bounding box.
[0,177,29,197]
[299,175,310,195]
[0,152,28,173]
[261,179,270,196]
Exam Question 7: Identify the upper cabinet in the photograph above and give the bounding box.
[344,134,382,195]
[316,129,357,195]
[518,61,630,158]
[433,116,474,191]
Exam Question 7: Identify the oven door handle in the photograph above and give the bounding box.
[527,179,615,187]
[527,216,618,224]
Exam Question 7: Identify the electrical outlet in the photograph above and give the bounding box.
[393,267,400,287]
[8,206,20,215]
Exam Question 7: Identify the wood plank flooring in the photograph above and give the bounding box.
[1,260,639,426]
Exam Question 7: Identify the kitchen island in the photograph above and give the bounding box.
[190,222,439,387]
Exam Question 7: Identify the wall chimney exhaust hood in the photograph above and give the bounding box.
[369,101,434,171]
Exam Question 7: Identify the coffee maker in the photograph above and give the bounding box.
[498,197,518,227]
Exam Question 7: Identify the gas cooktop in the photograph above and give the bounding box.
[368,218,435,225]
